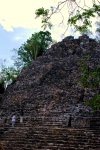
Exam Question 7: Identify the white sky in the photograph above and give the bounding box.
[0,0,99,68]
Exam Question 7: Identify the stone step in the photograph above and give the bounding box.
[1,123,100,150]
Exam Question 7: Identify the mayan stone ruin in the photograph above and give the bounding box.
[0,35,100,150]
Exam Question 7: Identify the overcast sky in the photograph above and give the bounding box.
[0,0,98,68]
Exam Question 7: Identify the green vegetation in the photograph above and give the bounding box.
[79,56,100,88]
[78,56,100,111]
[35,8,52,30]
[0,67,20,83]
[68,4,100,34]
[86,94,100,111]
[35,1,100,34]
[0,0,100,89]
[0,31,53,87]
[14,31,52,68]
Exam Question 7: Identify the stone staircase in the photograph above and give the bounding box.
[1,34,100,149]
[0,116,100,150]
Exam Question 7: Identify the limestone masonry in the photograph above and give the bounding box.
[0,35,100,127]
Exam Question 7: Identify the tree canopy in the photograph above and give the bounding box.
[15,31,52,68]
[0,66,20,87]
[0,31,53,86]
[35,0,100,34]
[1,0,100,88]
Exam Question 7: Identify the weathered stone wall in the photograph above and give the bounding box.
[0,35,100,128]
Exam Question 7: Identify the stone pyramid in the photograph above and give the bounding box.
[0,35,100,128]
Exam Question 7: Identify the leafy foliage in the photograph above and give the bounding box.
[35,1,100,34]
[16,31,52,67]
[86,94,100,111]
[78,55,100,110]
[35,7,49,17]
[0,31,53,87]
[0,67,20,87]
[35,7,52,29]
[78,56,100,88]
[68,4,100,33]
